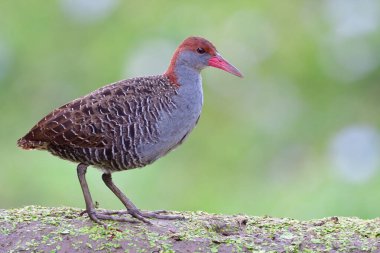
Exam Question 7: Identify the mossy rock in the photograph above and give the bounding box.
[0,206,380,252]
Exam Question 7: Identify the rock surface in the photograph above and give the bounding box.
[1,206,380,252]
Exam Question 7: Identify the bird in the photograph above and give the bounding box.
[17,36,243,226]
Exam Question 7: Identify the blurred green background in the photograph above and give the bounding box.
[1,0,380,220]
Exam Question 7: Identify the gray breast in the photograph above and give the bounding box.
[137,73,203,164]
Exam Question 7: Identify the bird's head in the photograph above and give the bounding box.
[165,37,243,84]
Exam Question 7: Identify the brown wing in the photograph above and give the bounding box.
[18,75,177,151]
[18,92,111,150]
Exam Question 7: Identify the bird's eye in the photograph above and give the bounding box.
[196,48,206,54]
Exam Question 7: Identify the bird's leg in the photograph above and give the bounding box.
[102,173,184,224]
[77,164,102,224]
[77,163,136,226]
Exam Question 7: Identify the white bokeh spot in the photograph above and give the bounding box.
[60,0,119,24]
[330,125,380,183]
[123,39,176,78]
[324,0,380,38]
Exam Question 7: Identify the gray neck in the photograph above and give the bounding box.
[175,64,201,85]
[174,51,204,95]
[174,64,203,107]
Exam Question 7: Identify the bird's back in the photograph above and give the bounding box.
[17,75,203,172]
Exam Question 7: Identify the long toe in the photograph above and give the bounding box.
[138,210,185,220]
[83,209,138,227]
[148,210,168,214]
[101,210,130,215]
[127,209,153,225]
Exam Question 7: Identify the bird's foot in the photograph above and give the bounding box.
[80,209,138,228]
[128,209,185,224]
[80,209,184,226]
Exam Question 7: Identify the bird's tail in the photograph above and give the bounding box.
[17,137,47,150]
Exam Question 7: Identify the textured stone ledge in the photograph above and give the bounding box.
[0,206,379,252]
